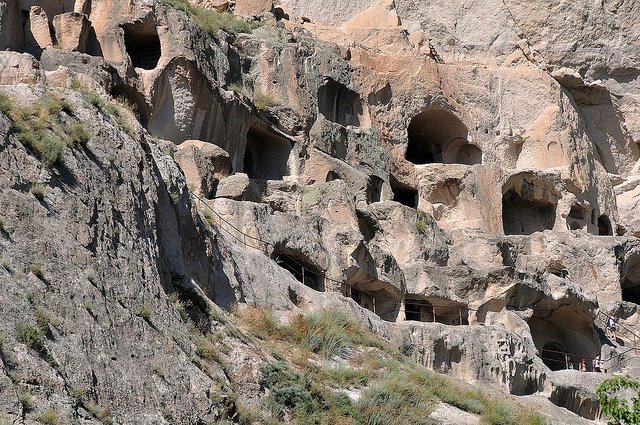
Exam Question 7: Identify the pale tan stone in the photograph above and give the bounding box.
[52,12,90,52]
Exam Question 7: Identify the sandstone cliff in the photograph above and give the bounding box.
[1,0,639,423]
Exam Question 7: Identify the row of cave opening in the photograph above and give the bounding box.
[275,246,640,316]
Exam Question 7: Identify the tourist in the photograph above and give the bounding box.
[607,315,618,341]
[592,356,602,372]
[579,358,588,372]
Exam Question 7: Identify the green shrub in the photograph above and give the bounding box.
[15,322,47,355]
[0,93,12,114]
[258,362,315,417]
[34,306,60,332]
[416,210,431,234]
[70,78,83,91]
[320,366,369,388]
[597,375,640,425]
[86,402,111,421]
[162,0,258,35]
[30,183,46,200]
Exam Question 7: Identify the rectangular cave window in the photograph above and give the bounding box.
[243,126,292,180]
[405,298,469,325]
[390,176,418,209]
[122,22,161,70]
[274,253,325,292]
[349,287,375,313]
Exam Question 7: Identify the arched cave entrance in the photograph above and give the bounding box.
[567,203,588,231]
[390,175,418,209]
[274,251,325,292]
[122,21,161,70]
[243,125,292,180]
[317,78,368,127]
[502,173,558,235]
[621,255,640,305]
[527,304,600,372]
[598,214,612,236]
[541,342,567,371]
[405,109,481,165]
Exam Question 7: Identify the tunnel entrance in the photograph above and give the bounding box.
[598,214,612,236]
[317,78,368,127]
[502,174,558,235]
[405,109,480,165]
[541,342,567,371]
[274,252,325,292]
[390,176,418,209]
[243,126,292,180]
[122,21,161,70]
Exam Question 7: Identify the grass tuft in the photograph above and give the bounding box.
[15,322,47,356]
[35,409,61,425]
[162,0,259,35]
[254,91,279,111]
[0,93,13,114]
[66,123,91,145]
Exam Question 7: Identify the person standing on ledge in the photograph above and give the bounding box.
[607,315,618,341]
[579,358,588,372]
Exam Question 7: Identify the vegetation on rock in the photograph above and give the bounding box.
[234,307,548,424]
[0,92,91,166]
[162,0,259,35]
[597,375,640,424]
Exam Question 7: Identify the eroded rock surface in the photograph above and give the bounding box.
[1,0,640,423]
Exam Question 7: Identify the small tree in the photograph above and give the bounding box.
[597,375,640,424]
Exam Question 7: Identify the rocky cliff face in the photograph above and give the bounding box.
[1,0,639,423]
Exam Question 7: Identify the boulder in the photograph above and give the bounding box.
[52,12,90,52]
[25,6,53,51]
[174,140,232,198]
[234,0,273,16]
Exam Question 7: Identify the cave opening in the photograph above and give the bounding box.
[567,203,588,231]
[274,252,325,292]
[345,282,400,322]
[598,214,612,236]
[317,78,368,127]
[405,297,469,325]
[243,126,292,180]
[621,255,640,305]
[405,108,480,165]
[541,342,567,371]
[390,176,418,209]
[502,174,558,235]
[367,176,383,203]
[122,21,161,70]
